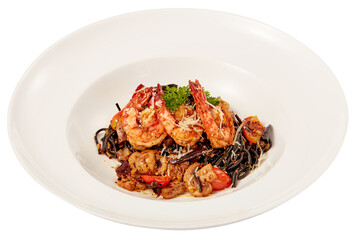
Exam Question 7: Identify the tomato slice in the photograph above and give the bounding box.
[211,168,231,191]
[242,116,265,144]
[110,111,122,129]
[141,175,171,187]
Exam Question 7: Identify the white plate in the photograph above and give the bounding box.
[8,9,347,229]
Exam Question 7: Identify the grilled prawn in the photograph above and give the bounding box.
[155,84,203,147]
[189,80,235,148]
[121,84,167,150]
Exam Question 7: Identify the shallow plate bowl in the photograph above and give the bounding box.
[8,9,347,229]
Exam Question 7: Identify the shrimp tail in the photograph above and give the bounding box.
[134,84,145,92]
[155,84,165,108]
[157,84,164,95]
[130,84,153,109]
[189,80,210,111]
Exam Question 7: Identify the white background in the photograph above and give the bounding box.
[1,0,359,239]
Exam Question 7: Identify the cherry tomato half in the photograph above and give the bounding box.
[141,175,171,187]
[110,111,122,130]
[242,116,265,144]
[211,168,231,191]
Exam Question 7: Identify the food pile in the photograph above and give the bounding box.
[94,80,272,199]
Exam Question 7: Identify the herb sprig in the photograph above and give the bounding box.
[162,85,221,111]
[162,86,191,111]
[205,90,221,106]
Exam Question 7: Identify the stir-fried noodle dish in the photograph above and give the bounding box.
[94,80,273,199]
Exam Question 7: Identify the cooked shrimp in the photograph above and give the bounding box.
[189,80,235,148]
[116,146,132,161]
[183,163,217,197]
[155,84,203,147]
[128,150,156,175]
[121,84,167,150]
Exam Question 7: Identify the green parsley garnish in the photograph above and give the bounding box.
[205,90,221,106]
[162,86,191,111]
[162,85,221,111]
